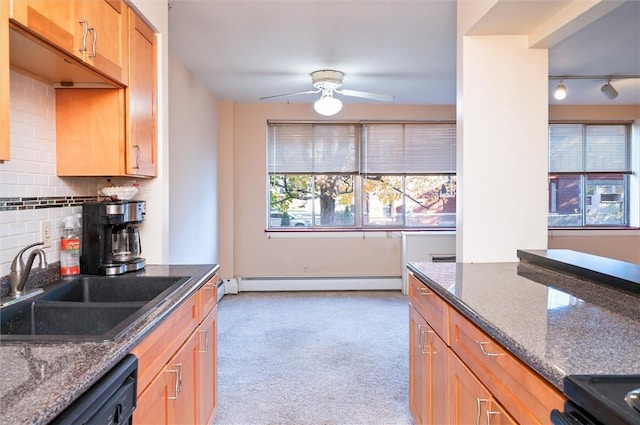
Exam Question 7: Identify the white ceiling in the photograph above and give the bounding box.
[168,0,640,106]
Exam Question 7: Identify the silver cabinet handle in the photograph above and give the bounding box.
[487,410,500,425]
[476,398,489,425]
[418,287,433,296]
[418,325,433,354]
[78,20,88,52]
[476,341,502,357]
[198,329,209,353]
[133,145,140,169]
[166,363,183,400]
[88,27,97,58]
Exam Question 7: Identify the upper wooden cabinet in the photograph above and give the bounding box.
[1,0,10,162]
[55,8,157,177]
[127,11,156,176]
[10,0,128,85]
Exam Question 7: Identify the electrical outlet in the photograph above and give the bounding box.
[40,221,51,248]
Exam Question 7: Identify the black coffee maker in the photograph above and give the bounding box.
[81,200,146,275]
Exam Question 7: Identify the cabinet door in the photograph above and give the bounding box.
[167,333,198,425]
[1,0,9,161]
[134,368,170,424]
[82,0,128,84]
[449,352,492,425]
[409,306,429,424]
[127,10,156,176]
[10,0,82,59]
[197,305,218,425]
[430,325,449,425]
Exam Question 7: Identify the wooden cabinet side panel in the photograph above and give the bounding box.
[55,88,125,176]
[449,308,566,425]
[1,0,9,161]
[127,11,156,176]
[131,296,198,394]
[197,304,218,425]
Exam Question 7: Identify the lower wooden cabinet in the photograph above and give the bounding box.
[450,351,516,425]
[408,273,565,425]
[409,305,448,425]
[132,273,219,425]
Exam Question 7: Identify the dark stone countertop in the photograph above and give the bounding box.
[0,264,220,425]
[407,257,640,392]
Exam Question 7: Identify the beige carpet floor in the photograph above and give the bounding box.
[212,290,413,425]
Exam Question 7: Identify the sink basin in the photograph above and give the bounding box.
[39,276,189,303]
[0,275,191,343]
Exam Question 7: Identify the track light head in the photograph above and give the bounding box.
[601,81,618,100]
[553,81,568,100]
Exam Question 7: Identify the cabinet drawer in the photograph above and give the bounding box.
[408,273,449,343]
[449,308,565,424]
[197,274,219,324]
[131,295,198,394]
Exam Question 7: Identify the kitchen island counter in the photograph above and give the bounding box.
[0,264,220,425]
[408,254,640,392]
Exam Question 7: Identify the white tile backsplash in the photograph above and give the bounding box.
[0,70,100,277]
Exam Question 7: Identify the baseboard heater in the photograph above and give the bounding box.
[236,276,402,292]
[432,255,456,263]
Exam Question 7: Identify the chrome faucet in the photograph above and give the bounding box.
[9,242,48,297]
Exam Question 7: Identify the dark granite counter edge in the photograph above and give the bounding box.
[407,263,566,391]
[0,264,220,425]
[517,249,640,294]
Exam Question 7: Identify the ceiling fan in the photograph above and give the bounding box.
[259,70,394,116]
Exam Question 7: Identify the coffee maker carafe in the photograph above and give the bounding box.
[81,201,146,275]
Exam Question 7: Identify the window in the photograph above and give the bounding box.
[267,122,456,230]
[548,123,631,227]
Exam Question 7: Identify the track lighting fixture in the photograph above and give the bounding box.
[553,81,568,100]
[549,74,640,101]
[600,80,618,100]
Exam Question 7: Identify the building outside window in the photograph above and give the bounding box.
[267,122,457,230]
[548,123,631,227]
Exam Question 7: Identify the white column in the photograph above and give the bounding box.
[456,34,549,262]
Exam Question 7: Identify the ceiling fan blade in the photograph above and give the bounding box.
[336,89,394,102]
[259,89,320,100]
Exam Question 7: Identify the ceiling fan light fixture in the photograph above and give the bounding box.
[553,81,568,100]
[314,92,343,116]
[601,80,618,100]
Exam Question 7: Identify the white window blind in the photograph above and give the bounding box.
[362,123,456,174]
[549,124,630,173]
[267,124,358,174]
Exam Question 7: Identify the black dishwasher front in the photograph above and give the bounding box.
[50,354,137,425]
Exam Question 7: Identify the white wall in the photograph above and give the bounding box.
[167,52,219,264]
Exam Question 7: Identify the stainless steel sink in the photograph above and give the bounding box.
[0,275,191,343]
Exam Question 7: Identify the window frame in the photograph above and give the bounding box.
[267,121,457,232]
[548,122,633,229]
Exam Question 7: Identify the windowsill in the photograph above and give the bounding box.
[264,228,456,238]
[548,227,640,236]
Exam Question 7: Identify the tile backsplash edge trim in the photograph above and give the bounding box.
[0,196,99,211]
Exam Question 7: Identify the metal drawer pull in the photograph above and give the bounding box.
[88,27,97,58]
[78,20,88,52]
[476,341,503,357]
[418,287,433,296]
[476,398,488,425]
[198,329,209,353]
[487,410,500,425]
[418,325,433,354]
[166,363,183,400]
